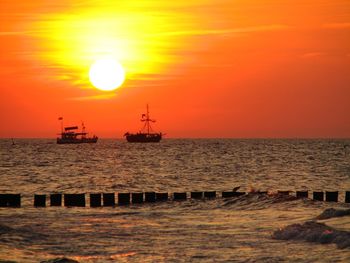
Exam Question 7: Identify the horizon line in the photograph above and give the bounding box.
[1,137,350,140]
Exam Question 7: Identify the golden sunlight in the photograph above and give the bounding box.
[89,58,125,91]
[31,2,194,92]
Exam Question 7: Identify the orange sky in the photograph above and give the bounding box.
[0,0,349,138]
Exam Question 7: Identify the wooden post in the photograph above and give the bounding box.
[145,192,156,202]
[156,193,168,202]
[173,192,187,201]
[313,191,324,201]
[50,194,62,206]
[325,191,338,202]
[204,191,216,199]
[103,193,115,206]
[34,194,46,207]
[296,191,308,199]
[118,193,130,205]
[64,194,85,207]
[131,193,143,204]
[191,192,203,199]
[90,193,102,207]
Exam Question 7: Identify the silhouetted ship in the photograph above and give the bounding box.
[57,119,98,144]
[124,105,163,143]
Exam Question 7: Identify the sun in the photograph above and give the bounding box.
[89,58,125,91]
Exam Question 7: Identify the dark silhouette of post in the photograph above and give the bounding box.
[204,191,216,199]
[0,194,21,207]
[345,191,350,203]
[222,191,245,198]
[191,192,203,199]
[156,192,168,201]
[34,194,46,207]
[131,193,143,204]
[296,191,308,199]
[145,192,156,202]
[325,191,338,202]
[173,192,187,201]
[118,193,130,205]
[50,194,62,206]
[103,193,115,206]
[64,194,85,207]
[90,193,102,207]
[313,191,324,201]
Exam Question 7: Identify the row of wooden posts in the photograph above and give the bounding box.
[0,191,349,208]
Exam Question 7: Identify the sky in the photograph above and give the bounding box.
[0,0,349,138]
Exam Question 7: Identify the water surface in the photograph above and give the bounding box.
[0,139,349,262]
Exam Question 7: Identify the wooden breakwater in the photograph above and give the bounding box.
[0,190,349,208]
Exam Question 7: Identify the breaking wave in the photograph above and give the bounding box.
[316,208,350,220]
[222,192,302,210]
[272,221,350,249]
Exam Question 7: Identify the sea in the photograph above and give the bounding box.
[0,139,350,262]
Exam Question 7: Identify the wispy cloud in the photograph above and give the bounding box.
[150,24,290,37]
[0,31,39,36]
[6,23,289,39]
[67,93,116,101]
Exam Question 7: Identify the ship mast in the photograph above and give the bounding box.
[58,117,63,134]
[141,104,155,134]
[146,104,150,134]
[82,121,86,138]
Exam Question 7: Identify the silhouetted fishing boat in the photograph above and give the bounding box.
[124,105,163,143]
[57,118,98,144]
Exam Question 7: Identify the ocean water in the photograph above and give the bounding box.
[0,139,349,262]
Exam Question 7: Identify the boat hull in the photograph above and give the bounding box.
[57,137,98,144]
[125,133,161,143]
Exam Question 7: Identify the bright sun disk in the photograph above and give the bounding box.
[89,58,125,91]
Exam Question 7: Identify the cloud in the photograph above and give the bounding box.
[149,24,290,37]
[0,31,31,36]
[0,24,290,38]
[67,93,116,101]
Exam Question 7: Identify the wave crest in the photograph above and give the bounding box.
[316,208,350,220]
[272,221,350,249]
